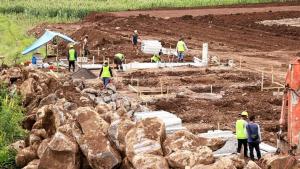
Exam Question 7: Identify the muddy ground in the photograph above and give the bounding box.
[29,3,300,145]
[117,66,280,145]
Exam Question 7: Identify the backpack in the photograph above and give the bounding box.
[248,124,259,141]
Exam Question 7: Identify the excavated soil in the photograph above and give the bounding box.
[30,7,300,77]
[29,4,300,146]
[119,67,281,145]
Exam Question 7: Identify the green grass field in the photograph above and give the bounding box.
[0,0,294,63]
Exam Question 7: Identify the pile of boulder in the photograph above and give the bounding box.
[0,67,291,169]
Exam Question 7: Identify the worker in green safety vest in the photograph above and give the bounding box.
[176,38,188,62]
[114,53,125,71]
[151,50,162,63]
[236,111,249,158]
[99,61,113,88]
[67,44,77,72]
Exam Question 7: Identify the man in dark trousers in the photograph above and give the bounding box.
[67,44,77,72]
[236,111,248,158]
[246,115,262,161]
[99,61,113,88]
[132,30,140,55]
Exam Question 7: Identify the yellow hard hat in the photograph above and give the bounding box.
[241,111,248,117]
[69,44,74,48]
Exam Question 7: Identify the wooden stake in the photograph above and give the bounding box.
[97,47,100,58]
[210,85,213,94]
[271,66,274,83]
[217,122,220,130]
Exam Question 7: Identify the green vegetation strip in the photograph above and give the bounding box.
[0,84,25,168]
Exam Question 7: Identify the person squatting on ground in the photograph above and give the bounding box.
[151,50,163,63]
[246,115,262,161]
[236,111,248,158]
[114,53,125,71]
[176,37,188,62]
[67,44,77,72]
[99,61,113,88]
[132,30,141,55]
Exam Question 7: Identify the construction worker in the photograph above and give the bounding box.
[246,115,262,161]
[151,50,163,63]
[67,44,77,72]
[83,35,90,57]
[114,53,125,71]
[132,30,140,55]
[236,111,248,158]
[99,61,113,88]
[176,38,188,62]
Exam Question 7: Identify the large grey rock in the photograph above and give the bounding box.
[166,146,214,168]
[103,96,112,103]
[74,107,109,135]
[192,156,235,169]
[108,119,135,154]
[39,94,57,107]
[125,117,165,162]
[73,127,121,169]
[132,154,169,169]
[163,130,208,155]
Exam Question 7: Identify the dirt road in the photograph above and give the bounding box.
[112,5,300,18]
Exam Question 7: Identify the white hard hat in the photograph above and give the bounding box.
[134,30,138,33]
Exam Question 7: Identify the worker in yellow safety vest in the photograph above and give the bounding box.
[67,44,77,72]
[151,50,163,63]
[114,53,125,71]
[99,61,113,88]
[176,38,188,62]
[236,111,249,158]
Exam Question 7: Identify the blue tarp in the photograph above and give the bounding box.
[22,30,75,55]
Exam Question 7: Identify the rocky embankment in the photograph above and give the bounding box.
[0,67,295,169]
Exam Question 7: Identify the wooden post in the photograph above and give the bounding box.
[261,72,264,91]
[210,85,213,94]
[93,56,95,64]
[97,47,100,58]
[271,66,274,83]
[217,122,220,130]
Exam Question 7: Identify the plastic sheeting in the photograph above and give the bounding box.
[22,30,75,55]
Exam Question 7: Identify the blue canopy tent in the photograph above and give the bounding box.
[22,30,76,55]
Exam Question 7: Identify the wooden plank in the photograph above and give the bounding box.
[128,85,139,93]
[262,86,284,90]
